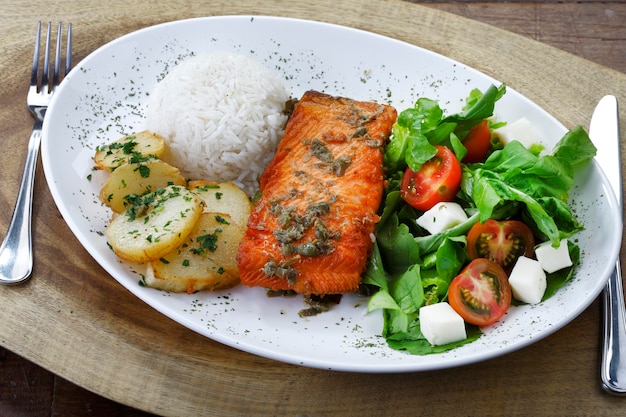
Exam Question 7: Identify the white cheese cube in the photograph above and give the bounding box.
[419,302,467,346]
[534,239,572,273]
[508,256,547,304]
[415,202,468,235]
[493,117,541,148]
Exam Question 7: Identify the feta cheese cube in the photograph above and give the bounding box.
[493,117,542,148]
[534,239,573,273]
[419,302,467,346]
[415,202,468,235]
[508,256,547,304]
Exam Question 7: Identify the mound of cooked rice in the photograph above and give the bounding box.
[144,52,290,196]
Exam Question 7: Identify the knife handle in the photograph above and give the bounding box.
[601,259,626,394]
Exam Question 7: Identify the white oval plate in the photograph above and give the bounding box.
[41,16,621,372]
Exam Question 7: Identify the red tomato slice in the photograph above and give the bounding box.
[461,119,491,163]
[448,258,511,326]
[400,145,462,211]
[466,219,535,272]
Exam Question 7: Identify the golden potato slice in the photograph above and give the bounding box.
[146,212,245,292]
[99,159,186,213]
[93,130,166,171]
[105,185,204,262]
[188,180,252,227]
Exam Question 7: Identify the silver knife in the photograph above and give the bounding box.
[590,95,626,394]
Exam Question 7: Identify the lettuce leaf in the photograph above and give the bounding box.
[384,84,506,173]
[460,125,595,244]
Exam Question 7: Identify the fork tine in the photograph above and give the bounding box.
[66,23,72,73]
[53,22,62,87]
[41,22,51,93]
[30,21,41,89]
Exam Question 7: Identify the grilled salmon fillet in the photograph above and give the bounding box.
[237,90,397,295]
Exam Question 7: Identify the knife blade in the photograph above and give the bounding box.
[590,95,626,394]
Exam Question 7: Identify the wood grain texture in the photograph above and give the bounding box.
[419,1,626,75]
[0,1,625,416]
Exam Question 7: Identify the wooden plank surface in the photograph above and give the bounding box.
[421,0,626,74]
[0,0,625,416]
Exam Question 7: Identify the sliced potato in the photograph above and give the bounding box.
[196,212,246,277]
[105,185,204,262]
[188,180,252,227]
[99,159,186,213]
[146,212,245,292]
[93,130,167,171]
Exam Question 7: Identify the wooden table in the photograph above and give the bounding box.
[1,1,625,416]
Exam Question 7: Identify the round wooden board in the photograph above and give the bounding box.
[1,1,625,416]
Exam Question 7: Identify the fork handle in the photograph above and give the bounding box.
[601,259,626,394]
[0,116,43,284]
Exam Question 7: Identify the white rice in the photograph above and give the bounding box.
[144,52,290,196]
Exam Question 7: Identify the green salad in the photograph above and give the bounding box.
[363,84,597,355]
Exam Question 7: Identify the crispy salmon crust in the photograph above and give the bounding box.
[237,90,397,295]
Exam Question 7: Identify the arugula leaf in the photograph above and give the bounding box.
[442,84,507,132]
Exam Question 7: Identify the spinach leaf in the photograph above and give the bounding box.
[386,324,482,355]
[390,265,424,314]
[552,125,597,166]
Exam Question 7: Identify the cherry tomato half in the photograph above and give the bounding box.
[400,145,462,211]
[466,219,535,272]
[448,258,512,326]
[461,119,492,163]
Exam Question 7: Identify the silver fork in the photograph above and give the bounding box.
[0,22,72,285]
